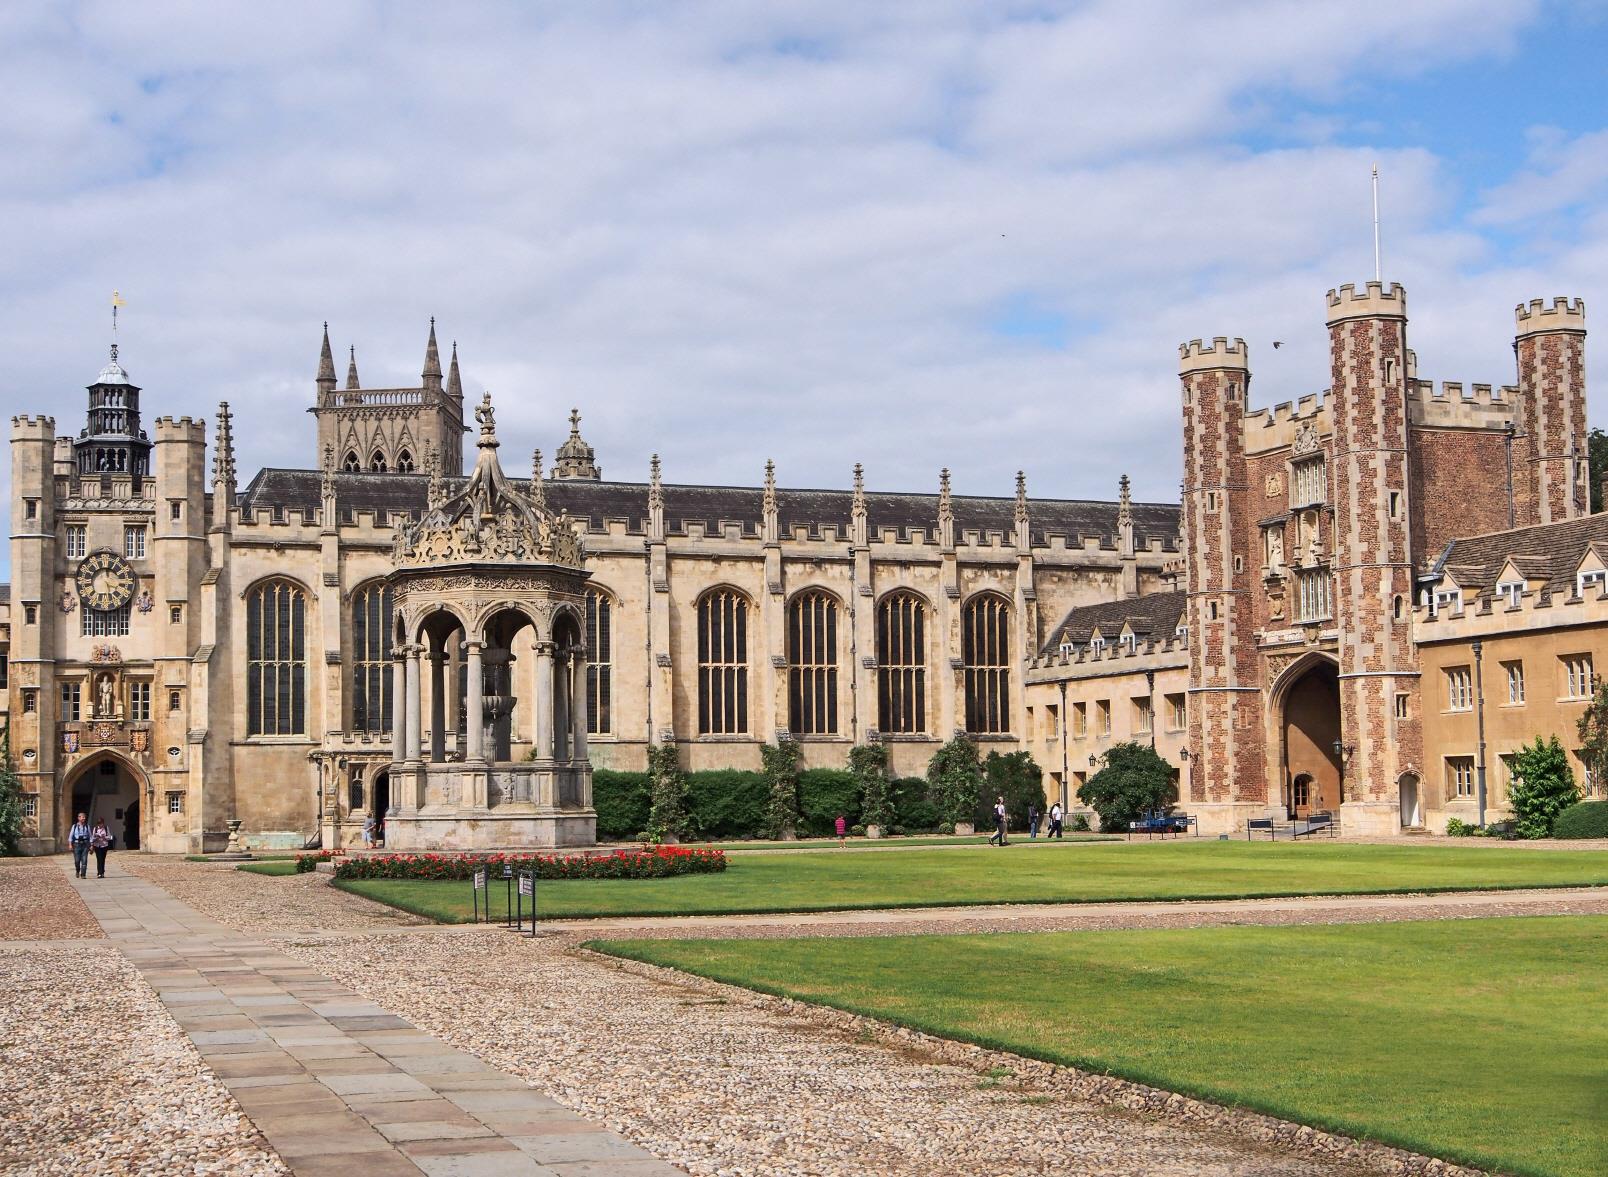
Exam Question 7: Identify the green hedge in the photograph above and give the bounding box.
[684,770,769,839]
[1553,799,1608,840]
[892,776,943,833]
[593,770,652,840]
[798,768,860,837]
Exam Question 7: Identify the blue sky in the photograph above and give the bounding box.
[3,0,1607,579]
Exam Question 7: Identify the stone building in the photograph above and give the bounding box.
[1029,283,1593,836]
[6,324,1178,853]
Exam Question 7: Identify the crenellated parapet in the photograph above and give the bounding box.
[1178,336,1249,374]
[1325,280,1406,324]
[1515,296,1586,337]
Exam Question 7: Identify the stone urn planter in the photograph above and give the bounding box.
[865,824,884,839]
[955,822,975,837]
[779,824,797,842]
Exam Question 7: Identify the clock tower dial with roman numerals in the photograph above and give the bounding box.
[75,550,136,612]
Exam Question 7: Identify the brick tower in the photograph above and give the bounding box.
[1179,337,1265,829]
[1512,297,1588,527]
[1325,282,1421,833]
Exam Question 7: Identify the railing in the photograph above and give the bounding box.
[334,389,424,407]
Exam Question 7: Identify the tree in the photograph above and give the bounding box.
[645,743,689,843]
[761,738,802,840]
[1577,682,1608,797]
[850,743,893,831]
[980,750,1046,830]
[928,736,983,827]
[1589,427,1608,514]
[1508,735,1580,839]
[0,725,22,856]
[1078,741,1176,832]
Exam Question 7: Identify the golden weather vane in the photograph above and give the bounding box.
[110,290,127,348]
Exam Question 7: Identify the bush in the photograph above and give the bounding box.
[683,770,768,839]
[891,777,942,833]
[928,736,984,826]
[1445,817,1480,837]
[978,750,1046,830]
[850,744,894,831]
[646,744,690,842]
[1553,799,1608,840]
[1069,812,1091,833]
[1078,742,1176,831]
[593,770,652,841]
[761,740,803,839]
[294,850,338,872]
[0,731,23,857]
[334,846,726,882]
[1508,736,1580,839]
[850,823,866,837]
[798,768,860,837]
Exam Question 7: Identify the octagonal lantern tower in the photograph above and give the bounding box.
[382,392,596,850]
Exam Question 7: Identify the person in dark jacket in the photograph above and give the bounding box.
[68,813,91,878]
[987,796,1008,846]
[90,819,114,878]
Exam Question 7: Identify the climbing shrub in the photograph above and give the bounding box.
[928,736,984,827]
[646,744,690,843]
[761,739,803,839]
[850,743,894,832]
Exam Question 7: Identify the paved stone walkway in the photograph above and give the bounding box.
[64,859,682,1177]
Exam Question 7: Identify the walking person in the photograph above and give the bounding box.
[362,814,377,849]
[1049,801,1064,840]
[1028,804,1041,840]
[68,812,91,878]
[90,819,114,879]
[835,814,848,848]
[987,795,1008,846]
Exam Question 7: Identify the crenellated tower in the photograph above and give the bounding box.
[1325,281,1421,831]
[1512,297,1588,527]
[310,320,467,477]
[1179,336,1263,826]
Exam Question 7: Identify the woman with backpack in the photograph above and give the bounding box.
[90,818,114,879]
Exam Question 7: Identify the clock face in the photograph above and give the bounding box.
[75,551,136,612]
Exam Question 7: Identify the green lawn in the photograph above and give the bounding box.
[334,840,1608,922]
[696,833,1116,852]
[595,917,1608,1177]
[236,860,300,876]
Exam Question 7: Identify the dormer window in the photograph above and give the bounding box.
[1119,633,1137,652]
[1578,569,1606,596]
[1175,622,1188,639]
[1058,639,1074,656]
[1494,581,1525,606]
[1089,636,1105,654]
[1432,588,1462,617]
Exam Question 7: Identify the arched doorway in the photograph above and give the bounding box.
[1280,659,1342,818]
[1399,772,1422,828]
[67,753,145,851]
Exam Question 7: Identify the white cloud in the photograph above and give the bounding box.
[0,0,1593,566]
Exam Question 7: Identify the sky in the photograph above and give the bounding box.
[4,0,1608,570]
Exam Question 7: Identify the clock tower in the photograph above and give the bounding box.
[73,343,152,483]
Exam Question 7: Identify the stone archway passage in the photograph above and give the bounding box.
[67,755,144,851]
[1281,661,1342,818]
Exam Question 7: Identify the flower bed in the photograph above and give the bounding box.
[331,845,726,882]
[294,849,340,873]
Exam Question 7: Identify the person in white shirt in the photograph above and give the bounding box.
[68,813,92,878]
[987,796,1009,846]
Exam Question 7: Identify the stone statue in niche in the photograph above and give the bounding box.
[96,673,116,719]
[1265,527,1284,572]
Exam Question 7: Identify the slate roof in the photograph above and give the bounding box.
[237,468,1180,550]
[1430,512,1608,600]
[1042,589,1187,655]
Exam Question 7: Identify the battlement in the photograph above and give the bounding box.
[11,415,57,438]
[1325,281,1406,324]
[154,416,207,442]
[1178,336,1249,374]
[1514,296,1585,336]
[1241,394,1330,455]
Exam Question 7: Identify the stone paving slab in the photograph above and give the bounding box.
[63,859,682,1177]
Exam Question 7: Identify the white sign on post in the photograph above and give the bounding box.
[518,874,533,897]
[473,867,487,890]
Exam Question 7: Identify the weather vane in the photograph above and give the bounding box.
[111,289,127,356]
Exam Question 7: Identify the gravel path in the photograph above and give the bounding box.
[547,885,1608,941]
[0,942,288,1177]
[281,929,1463,1177]
[0,857,103,941]
[117,855,428,934]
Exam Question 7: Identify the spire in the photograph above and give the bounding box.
[424,441,446,511]
[763,459,777,514]
[1015,470,1029,524]
[553,407,601,480]
[1118,473,1137,595]
[345,345,360,391]
[938,468,954,550]
[446,341,462,401]
[1117,473,1133,529]
[851,463,868,549]
[648,453,665,541]
[321,443,336,499]
[213,401,237,497]
[422,318,442,388]
[530,448,546,509]
[317,322,336,393]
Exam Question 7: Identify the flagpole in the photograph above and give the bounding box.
[1371,165,1381,282]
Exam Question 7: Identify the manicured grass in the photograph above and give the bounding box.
[334,840,1608,922]
[595,917,1608,1177]
[698,834,1116,852]
[236,861,300,876]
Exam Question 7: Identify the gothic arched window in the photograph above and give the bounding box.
[369,452,388,473]
[351,582,393,732]
[586,589,613,735]
[396,449,415,473]
[962,593,1011,735]
[876,591,926,734]
[787,590,838,736]
[247,579,307,736]
[342,451,361,472]
[697,588,749,735]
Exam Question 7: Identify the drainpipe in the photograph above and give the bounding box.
[1503,423,1515,530]
[1472,638,1488,828]
[1058,679,1069,814]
